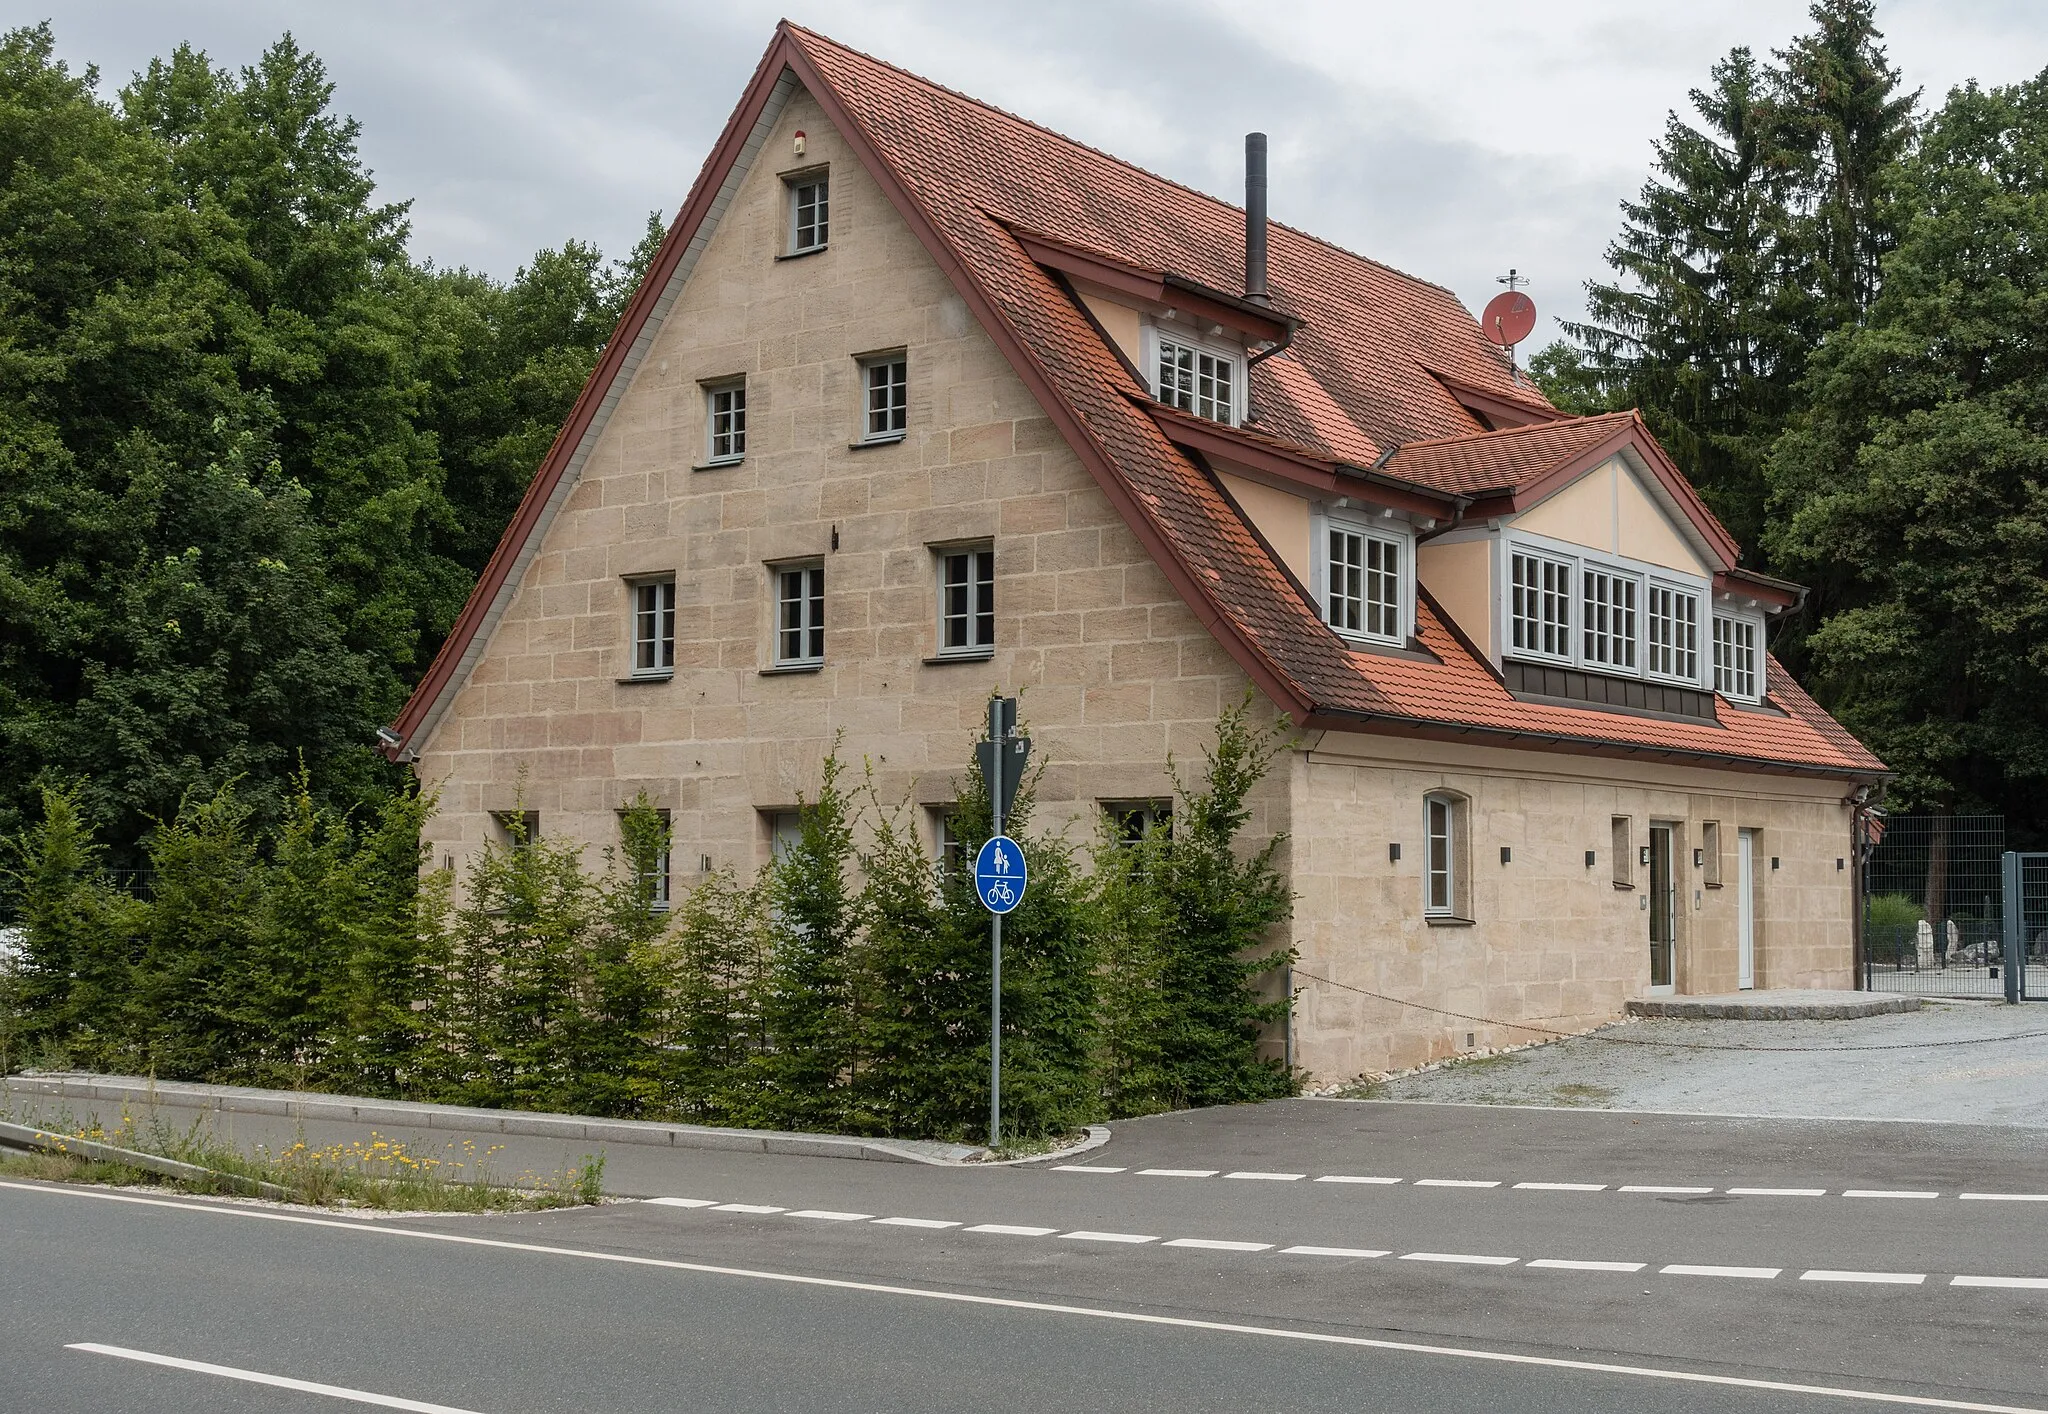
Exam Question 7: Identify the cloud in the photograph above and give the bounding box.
[45,0,2048,343]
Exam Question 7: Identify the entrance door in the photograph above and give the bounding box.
[1648,825,1676,992]
[1737,829,1757,990]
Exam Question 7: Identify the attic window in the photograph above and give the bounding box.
[1155,335,1239,425]
[787,172,829,254]
[1713,612,1761,702]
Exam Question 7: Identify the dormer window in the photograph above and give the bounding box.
[1713,612,1761,702]
[1501,533,1713,692]
[1152,330,1241,425]
[1645,583,1701,684]
[1315,509,1410,648]
[1509,549,1573,662]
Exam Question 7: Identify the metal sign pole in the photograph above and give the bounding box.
[988,695,1003,1150]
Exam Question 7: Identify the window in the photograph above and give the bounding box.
[1713,614,1759,701]
[1104,800,1173,846]
[775,562,824,666]
[858,354,908,442]
[932,809,966,873]
[619,807,672,910]
[1424,794,1460,917]
[1510,551,1573,660]
[1611,816,1633,889]
[1155,336,1238,425]
[493,811,540,850]
[1647,583,1701,682]
[706,381,746,463]
[938,546,995,655]
[631,578,675,677]
[1324,524,1403,644]
[789,174,829,253]
[1582,567,1638,670]
[768,811,803,862]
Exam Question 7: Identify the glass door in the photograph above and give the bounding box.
[1648,825,1675,990]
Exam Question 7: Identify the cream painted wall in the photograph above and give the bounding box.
[1510,455,1705,577]
[1076,290,1143,371]
[1417,536,1493,659]
[1217,470,1312,588]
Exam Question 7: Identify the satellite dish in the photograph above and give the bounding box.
[1482,290,1537,348]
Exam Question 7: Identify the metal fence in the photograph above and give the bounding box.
[1862,815,2009,998]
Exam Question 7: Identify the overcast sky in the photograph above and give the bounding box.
[43,1,2048,348]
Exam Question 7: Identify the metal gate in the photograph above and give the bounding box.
[1862,815,2008,999]
[1999,852,2047,1002]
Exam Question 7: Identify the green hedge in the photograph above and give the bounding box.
[1,701,1295,1141]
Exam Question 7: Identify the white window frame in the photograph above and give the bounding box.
[1498,531,1712,689]
[860,353,908,443]
[1423,793,1458,917]
[629,576,675,678]
[773,561,824,667]
[935,543,995,657]
[1142,321,1244,427]
[705,379,746,464]
[1645,579,1703,686]
[1580,564,1640,672]
[1508,547,1575,664]
[787,173,829,254]
[1312,508,1411,647]
[1713,609,1764,703]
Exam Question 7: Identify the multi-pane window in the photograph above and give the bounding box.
[790,176,829,253]
[1510,551,1573,659]
[1424,794,1457,916]
[775,563,824,666]
[1581,567,1638,670]
[1105,801,1173,846]
[1325,526,1402,643]
[707,381,746,463]
[933,810,965,873]
[620,807,672,911]
[1646,584,1701,682]
[1714,614,1759,700]
[632,578,675,677]
[1156,337,1237,424]
[863,355,908,441]
[494,811,540,851]
[938,546,995,655]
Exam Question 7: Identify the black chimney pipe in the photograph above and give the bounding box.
[1245,132,1269,306]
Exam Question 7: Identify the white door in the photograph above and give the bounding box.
[1737,830,1756,990]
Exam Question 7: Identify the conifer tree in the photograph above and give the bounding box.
[659,866,767,1123]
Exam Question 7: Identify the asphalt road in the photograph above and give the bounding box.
[3,1100,2045,1412]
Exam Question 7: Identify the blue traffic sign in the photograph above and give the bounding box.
[974,835,1028,915]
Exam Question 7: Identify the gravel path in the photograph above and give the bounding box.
[1372,1001,2048,1127]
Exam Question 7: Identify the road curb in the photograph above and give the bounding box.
[3,1073,982,1167]
[0,1118,296,1199]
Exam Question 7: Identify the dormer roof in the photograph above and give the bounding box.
[383,22,1882,781]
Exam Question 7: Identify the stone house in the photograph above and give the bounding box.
[380,23,1887,1081]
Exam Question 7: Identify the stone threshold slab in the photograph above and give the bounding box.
[1626,992,1921,1020]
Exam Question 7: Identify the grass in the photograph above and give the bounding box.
[2,1101,605,1212]
[1550,1083,1617,1106]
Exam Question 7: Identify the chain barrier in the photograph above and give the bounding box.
[1289,967,2048,1054]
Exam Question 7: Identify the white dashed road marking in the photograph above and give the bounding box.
[786,1210,872,1221]
[1514,1182,1606,1192]
[643,1197,718,1208]
[1164,1238,1272,1252]
[1843,1190,1940,1199]
[1619,1186,1714,1194]
[1726,1188,1826,1198]
[1224,1171,1306,1181]
[1960,1193,2048,1202]
[1401,1252,1518,1266]
[1281,1245,1391,1258]
[1052,1165,1125,1174]
[711,1203,785,1214]
[1314,1175,1400,1185]
[1952,1275,2048,1289]
[1414,1179,1500,1189]
[1662,1265,1781,1279]
[967,1224,1059,1236]
[1528,1260,1645,1273]
[872,1217,959,1229]
[1062,1231,1157,1244]
[1801,1270,1925,1285]
[1137,1169,1218,1178]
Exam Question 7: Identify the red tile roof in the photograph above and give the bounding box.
[384,22,1885,781]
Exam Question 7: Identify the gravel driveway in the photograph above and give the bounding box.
[1369,1001,2048,1127]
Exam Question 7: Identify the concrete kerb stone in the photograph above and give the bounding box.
[0,1117,297,1200]
[1625,992,1921,1021]
[1,1074,1109,1168]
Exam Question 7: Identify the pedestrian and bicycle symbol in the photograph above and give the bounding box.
[975,835,1028,915]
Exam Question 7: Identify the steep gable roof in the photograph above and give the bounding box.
[384,22,1883,781]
